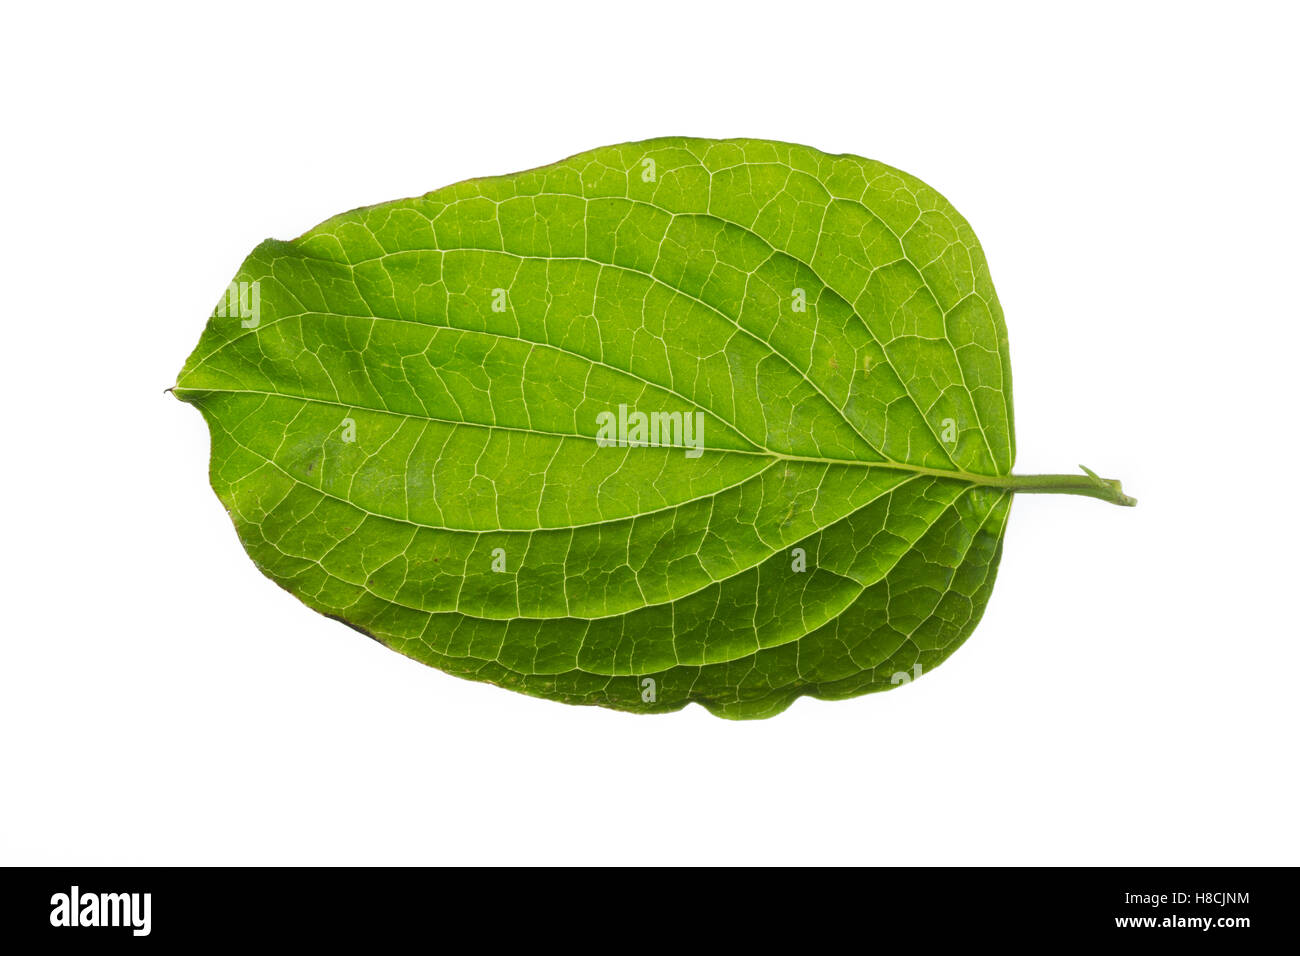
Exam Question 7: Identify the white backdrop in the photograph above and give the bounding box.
[2,1,1296,865]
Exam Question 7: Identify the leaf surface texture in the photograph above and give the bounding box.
[176,137,1018,718]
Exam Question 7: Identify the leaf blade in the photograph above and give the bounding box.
[177,137,1022,718]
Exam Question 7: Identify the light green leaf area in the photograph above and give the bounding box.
[175,137,1124,719]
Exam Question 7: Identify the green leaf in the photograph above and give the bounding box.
[174,137,1132,719]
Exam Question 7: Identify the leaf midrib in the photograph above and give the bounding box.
[175,384,1011,488]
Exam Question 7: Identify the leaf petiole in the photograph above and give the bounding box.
[969,465,1137,507]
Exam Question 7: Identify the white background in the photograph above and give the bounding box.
[3,1,1296,866]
